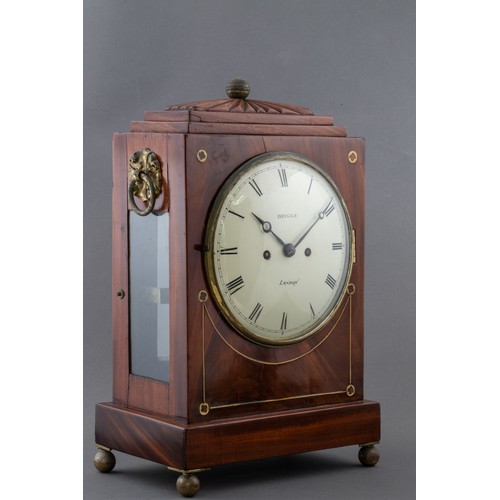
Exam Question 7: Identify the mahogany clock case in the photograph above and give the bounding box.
[94,102,380,473]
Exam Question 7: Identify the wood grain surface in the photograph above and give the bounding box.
[95,400,380,470]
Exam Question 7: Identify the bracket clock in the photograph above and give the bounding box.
[94,79,381,497]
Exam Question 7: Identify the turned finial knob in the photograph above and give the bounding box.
[226,78,250,99]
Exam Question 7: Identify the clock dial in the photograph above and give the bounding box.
[204,152,353,345]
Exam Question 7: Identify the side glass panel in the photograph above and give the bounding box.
[129,211,170,382]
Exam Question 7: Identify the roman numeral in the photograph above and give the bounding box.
[309,303,316,317]
[228,209,245,219]
[332,242,343,251]
[278,169,288,187]
[324,199,335,217]
[220,247,238,255]
[325,274,336,289]
[248,179,263,196]
[227,275,244,295]
[280,312,288,331]
[249,302,263,322]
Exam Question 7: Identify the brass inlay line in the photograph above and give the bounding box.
[204,295,350,366]
[198,290,209,410]
[347,283,355,384]
[210,390,347,410]
[198,285,356,414]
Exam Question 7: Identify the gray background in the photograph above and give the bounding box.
[83,1,415,498]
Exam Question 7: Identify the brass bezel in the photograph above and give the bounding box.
[203,151,354,347]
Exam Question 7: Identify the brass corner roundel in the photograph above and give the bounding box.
[348,151,358,164]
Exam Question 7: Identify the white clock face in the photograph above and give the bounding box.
[204,152,352,345]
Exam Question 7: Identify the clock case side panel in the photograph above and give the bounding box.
[165,134,189,421]
[111,133,129,406]
[109,132,190,420]
[184,134,366,423]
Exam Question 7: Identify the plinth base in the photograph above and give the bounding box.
[95,400,380,471]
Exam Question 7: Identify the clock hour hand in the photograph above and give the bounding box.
[294,198,333,249]
[251,212,287,248]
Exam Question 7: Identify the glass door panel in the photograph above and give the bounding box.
[129,211,170,382]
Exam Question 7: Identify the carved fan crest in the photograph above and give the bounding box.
[166,98,313,115]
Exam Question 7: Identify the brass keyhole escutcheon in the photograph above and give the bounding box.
[348,151,358,164]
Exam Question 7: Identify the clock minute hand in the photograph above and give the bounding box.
[294,217,321,249]
[294,198,333,249]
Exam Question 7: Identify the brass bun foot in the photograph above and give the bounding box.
[176,473,200,497]
[93,448,116,473]
[358,444,380,467]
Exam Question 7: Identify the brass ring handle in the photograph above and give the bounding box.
[127,148,163,216]
[128,171,156,216]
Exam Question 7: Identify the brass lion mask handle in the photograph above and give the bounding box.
[128,148,162,216]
